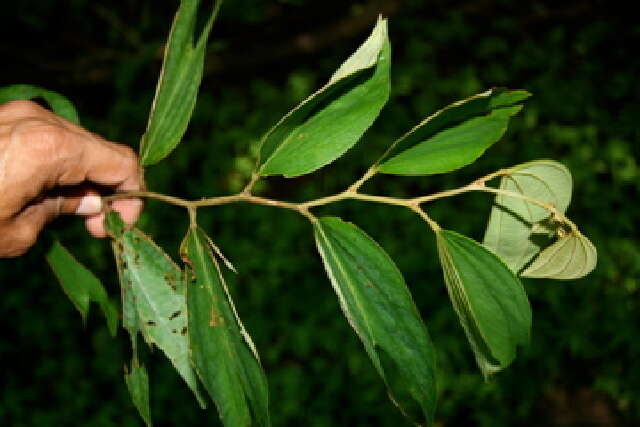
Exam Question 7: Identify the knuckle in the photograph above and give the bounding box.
[118,145,141,173]
[12,121,69,156]
[9,222,39,255]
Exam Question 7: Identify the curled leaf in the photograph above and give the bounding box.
[521,231,597,279]
[483,160,573,273]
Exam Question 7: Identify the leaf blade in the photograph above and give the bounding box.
[379,104,523,175]
[436,229,531,378]
[378,88,530,165]
[257,18,391,177]
[521,231,597,279]
[181,227,270,427]
[125,360,152,427]
[104,212,206,408]
[46,241,118,336]
[483,160,573,273]
[314,217,437,424]
[139,0,221,165]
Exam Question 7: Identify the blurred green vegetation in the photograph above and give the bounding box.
[1,0,638,425]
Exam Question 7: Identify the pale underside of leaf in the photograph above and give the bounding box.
[329,15,387,84]
[483,160,573,273]
[521,231,597,279]
[436,230,531,379]
[105,212,206,408]
[314,217,436,425]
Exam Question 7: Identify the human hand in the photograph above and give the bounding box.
[0,100,142,257]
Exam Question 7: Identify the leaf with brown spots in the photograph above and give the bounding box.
[181,226,270,427]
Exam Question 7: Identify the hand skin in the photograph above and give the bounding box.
[0,100,142,257]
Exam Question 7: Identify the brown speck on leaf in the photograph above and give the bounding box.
[209,307,225,327]
[169,310,181,320]
[171,329,177,334]
[145,320,156,326]
[180,326,187,335]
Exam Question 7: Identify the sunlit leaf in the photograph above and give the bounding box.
[125,359,152,427]
[104,212,206,408]
[46,241,118,336]
[139,0,222,166]
[483,160,572,273]
[379,104,523,175]
[521,231,597,279]
[257,17,390,177]
[314,217,437,424]
[181,226,270,426]
[436,229,531,378]
[0,84,80,124]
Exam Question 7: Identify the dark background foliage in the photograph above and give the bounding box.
[1,0,638,425]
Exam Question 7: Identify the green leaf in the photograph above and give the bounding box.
[257,17,390,177]
[521,231,597,279]
[379,103,523,175]
[139,0,222,166]
[377,88,529,175]
[104,212,206,409]
[125,359,152,427]
[436,229,531,378]
[483,160,573,273]
[0,84,80,124]
[314,217,437,424]
[46,241,118,336]
[181,227,270,427]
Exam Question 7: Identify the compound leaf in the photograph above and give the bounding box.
[0,84,80,124]
[46,241,118,336]
[314,217,436,425]
[139,0,222,166]
[257,17,390,177]
[521,231,597,279]
[181,227,270,427]
[483,160,572,273]
[104,211,206,409]
[378,88,529,175]
[436,229,531,378]
[125,359,152,427]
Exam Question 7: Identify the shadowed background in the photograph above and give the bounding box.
[1,0,638,425]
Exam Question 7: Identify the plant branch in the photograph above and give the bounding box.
[103,167,574,229]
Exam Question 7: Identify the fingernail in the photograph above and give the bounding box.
[75,194,102,215]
